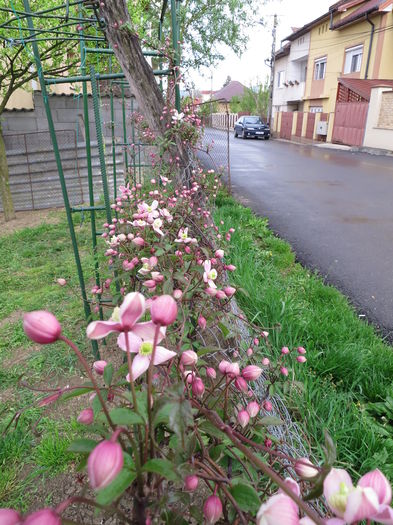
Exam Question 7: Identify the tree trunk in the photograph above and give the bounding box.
[0,126,16,222]
[102,1,191,180]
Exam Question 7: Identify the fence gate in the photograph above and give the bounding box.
[295,112,303,137]
[305,113,316,139]
[280,112,293,140]
[332,101,369,147]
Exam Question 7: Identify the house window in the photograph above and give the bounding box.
[277,71,285,88]
[344,45,363,74]
[298,36,305,45]
[300,61,307,82]
[314,57,327,80]
[310,106,323,113]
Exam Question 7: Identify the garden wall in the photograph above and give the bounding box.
[1,92,139,211]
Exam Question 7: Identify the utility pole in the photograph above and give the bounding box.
[267,14,278,126]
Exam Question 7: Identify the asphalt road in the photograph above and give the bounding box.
[202,128,393,338]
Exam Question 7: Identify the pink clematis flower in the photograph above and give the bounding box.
[139,200,159,220]
[203,260,218,289]
[323,467,393,524]
[152,218,164,236]
[118,322,176,380]
[175,227,193,243]
[87,292,147,340]
[138,256,158,276]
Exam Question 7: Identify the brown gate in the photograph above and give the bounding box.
[280,112,293,140]
[295,112,303,137]
[305,113,316,139]
[332,101,369,146]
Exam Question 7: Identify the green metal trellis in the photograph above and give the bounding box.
[8,0,182,358]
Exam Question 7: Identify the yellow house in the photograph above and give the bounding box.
[304,0,393,115]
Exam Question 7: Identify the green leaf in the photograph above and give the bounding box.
[96,469,136,505]
[257,416,284,427]
[62,386,93,401]
[142,459,179,481]
[68,438,97,454]
[108,407,144,426]
[199,421,229,441]
[229,481,260,513]
[218,322,230,338]
[103,363,114,386]
[197,346,220,357]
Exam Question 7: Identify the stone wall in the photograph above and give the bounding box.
[377,91,393,130]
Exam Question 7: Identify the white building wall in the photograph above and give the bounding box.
[272,54,289,119]
[363,87,393,151]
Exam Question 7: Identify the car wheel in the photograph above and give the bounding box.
[265,136,270,140]
[242,130,247,139]
[234,130,238,138]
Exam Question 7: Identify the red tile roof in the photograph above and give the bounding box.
[212,81,246,102]
[332,0,389,28]
[338,78,393,100]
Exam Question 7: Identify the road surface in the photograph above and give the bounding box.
[202,128,393,338]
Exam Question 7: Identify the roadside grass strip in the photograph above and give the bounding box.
[0,212,98,510]
[214,192,393,479]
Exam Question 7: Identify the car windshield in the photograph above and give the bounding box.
[244,117,262,125]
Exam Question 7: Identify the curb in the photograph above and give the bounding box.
[273,138,393,157]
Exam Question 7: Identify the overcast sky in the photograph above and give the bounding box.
[189,0,333,91]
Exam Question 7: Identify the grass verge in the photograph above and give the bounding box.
[0,211,100,510]
[214,192,393,479]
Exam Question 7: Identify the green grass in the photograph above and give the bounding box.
[0,211,103,509]
[214,192,393,479]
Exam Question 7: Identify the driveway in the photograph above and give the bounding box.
[202,129,393,337]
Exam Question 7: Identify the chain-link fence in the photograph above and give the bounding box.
[198,102,232,192]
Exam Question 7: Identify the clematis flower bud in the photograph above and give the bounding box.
[223,286,236,297]
[247,347,253,356]
[198,315,207,330]
[297,356,307,363]
[173,289,183,300]
[205,287,217,297]
[242,365,262,381]
[180,350,198,366]
[238,409,250,428]
[226,362,240,377]
[226,264,236,271]
[281,346,289,354]
[0,509,21,525]
[263,400,273,412]
[297,346,306,354]
[215,249,224,259]
[216,290,226,300]
[56,278,67,286]
[23,311,62,345]
[24,508,61,525]
[203,495,223,524]
[247,401,260,418]
[234,377,248,392]
[206,367,217,379]
[192,377,205,397]
[280,367,289,377]
[218,360,231,374]
[151,295,178,326]
[184,475,199,491]
[77,408,94,425]
[88,439,123,490]
[184,370,195,384]
[132,237,145,247]
[93,360,107,375]
[262,357,270,366]
[294,458,319,480]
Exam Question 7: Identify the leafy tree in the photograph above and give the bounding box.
[0,1,82,220]
[230,79,269,117]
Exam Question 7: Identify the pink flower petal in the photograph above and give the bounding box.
[119,292,145,329]
[323,468,353,518]
[358,469,392,506]
[86,320,122,340]
[130,354,150,380]
[373,504,393,524]
[153,346,177,365]
[279,477,301,498]
[132,321,166,343]
[344,486,380,524]
[256,494,299,525]
[117,332,142,353]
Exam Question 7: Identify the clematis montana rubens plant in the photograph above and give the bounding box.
[7,287,391,524]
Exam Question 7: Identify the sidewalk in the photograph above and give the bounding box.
[274,137,393,157]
